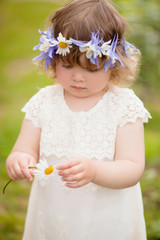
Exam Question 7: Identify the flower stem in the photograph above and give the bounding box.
[3,166,37,194]
[3,179,12,195]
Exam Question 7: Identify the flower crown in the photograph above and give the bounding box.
[33,24,139,72]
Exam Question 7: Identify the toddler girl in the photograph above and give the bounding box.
[6,0,151,239]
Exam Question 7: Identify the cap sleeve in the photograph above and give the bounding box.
[21,87,46,128]
[118,89,152,127]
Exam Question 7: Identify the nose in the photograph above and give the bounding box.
[72,69,85,82]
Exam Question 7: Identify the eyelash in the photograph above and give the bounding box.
[62,65,73,69]
[62,65,99,73]
[87,69,99,73]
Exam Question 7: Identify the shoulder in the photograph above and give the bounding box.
[109,84,138,100]
[24,84,62,105]
[22,83,62,110]
[21,84,62,127]
[33,84,61,98]
[108,84,151,127]
[109,84,144,107]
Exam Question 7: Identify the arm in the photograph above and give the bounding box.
[57,118,145,189]
[6,118,41,181]
[92,118,145,188]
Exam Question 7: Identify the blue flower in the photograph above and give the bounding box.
[71,31,103,67]
[122,38,139,55]
[33,24,58,69]
[102,34,124,72]
[33,25,139,71]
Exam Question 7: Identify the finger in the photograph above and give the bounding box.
[19,157,35,181]
[6,165,15,180]
[7,162,22,180]
[21,168,33,181]
[56,159,81,170]
[28,157,36,177]
[13,163,25,180]
[8,166,22,181]
[56,161,78,170]
[62,173,83,182]
[29,169,35,177]
[28,157,36,167]
[58,164,82,177]
[7,167,18,180]
[65,179,88,188]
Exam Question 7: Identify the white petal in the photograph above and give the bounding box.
[56,46,70,56]
[66,40,72,45]
[112,58,116,64]
[68,44,72,49]
[57,33,66,42]
[101,42,111,51]
[79,46,88,53]
[56,48,62,55]
[86,51,92,59]
[51,39,59,46]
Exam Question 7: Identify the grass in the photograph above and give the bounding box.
[0,1,160,239]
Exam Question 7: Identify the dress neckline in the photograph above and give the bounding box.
[59,84,112,115]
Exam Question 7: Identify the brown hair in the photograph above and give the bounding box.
[39,0,140,85]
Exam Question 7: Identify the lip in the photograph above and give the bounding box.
[71,86,86,90]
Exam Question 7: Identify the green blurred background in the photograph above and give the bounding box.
[0,0,160,239]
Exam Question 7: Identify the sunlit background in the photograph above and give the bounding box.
[0,0,160,239]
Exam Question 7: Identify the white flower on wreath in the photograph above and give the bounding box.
[101,40,112,59]
[39,33,53,53]
[79,42,102,59]
[56,33,72,56]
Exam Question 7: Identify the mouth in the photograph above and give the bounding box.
[71,86,86,90]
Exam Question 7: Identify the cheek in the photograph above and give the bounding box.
[89,77,108,91]
[87,70,110,90]
[56,71,70,87]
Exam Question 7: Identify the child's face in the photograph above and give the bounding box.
[56,60,111,98]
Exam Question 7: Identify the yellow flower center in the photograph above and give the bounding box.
[86,47,92,55]
[45,166,54,175]
[58,42,68,49]
[106,55,110,61]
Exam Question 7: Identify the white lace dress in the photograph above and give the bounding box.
[21,84,151,240]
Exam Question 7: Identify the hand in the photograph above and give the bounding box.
[6,152,37,181]
[56,157,96,188]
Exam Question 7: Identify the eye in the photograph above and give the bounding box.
[62,64,73,69]
[87,68,100,73]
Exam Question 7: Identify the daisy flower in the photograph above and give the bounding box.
[3,159,54,194]
[33,159,54,184]
[56,33,72,56]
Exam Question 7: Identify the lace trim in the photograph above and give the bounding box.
[119,109,150,127]
[118,89,151,127]
[21,111,40,128]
